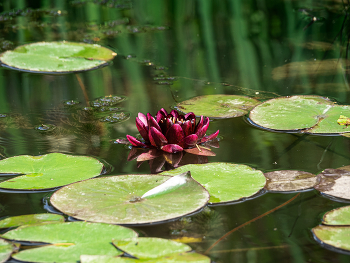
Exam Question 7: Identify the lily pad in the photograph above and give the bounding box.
[175,95,260,118]
[0,214,65,229]
[0,239,17,263]
[1,222,137,263]
[113,237,191,259]
[264,170,317,192]
[249,95,350,134]
[0,153,104,190]
[160,163,266,204]
[322,206,350,225]
[312,225,350,253]
[0,42,116,73]
[80,253,211,263]
[314,166,350,201]
[50,174,209,225]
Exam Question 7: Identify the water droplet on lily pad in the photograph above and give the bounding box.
[0,153,104,191]
[249,95,350,134]
[0,114,6,118]
[264,170,317,192]
[1,222,137,263]
[160,163,266,204]
[175,95,260,118]
[50,174,209,225]
[0,42,117,73]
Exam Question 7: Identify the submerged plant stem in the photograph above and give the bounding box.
[75,74,90,105]
[204,193,301,254]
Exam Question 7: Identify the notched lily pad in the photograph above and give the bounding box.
[175,95,259,118]
[160,163,266,204]
[50,174,209,225]
[312,225,350,253]
[264,170,317,192]
[0,41,117,73]
[0,153,104,190]
[249,95,350,134]
[113,237,191,259]
[0,214,65,229]
[1,222,137,263]
[315,166,350,201]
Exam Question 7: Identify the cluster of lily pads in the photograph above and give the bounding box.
[2,41,350,259]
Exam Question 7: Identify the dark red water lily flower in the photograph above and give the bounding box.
[117,108,219,155]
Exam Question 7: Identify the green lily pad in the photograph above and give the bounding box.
[50,173,209,225]
[314,166,350,201]
[0,238,18,263]
[0,214,65,228]
[0,214,65,229]
[80,253,211,263]
[0,153,104,190]
[175,95,260,118]
[113,237,191,259]
[322,206,350,225]
[0,42,116,73]
[264,170,317,192]
[160,163,266,204]
[312,225,350,252]
[249,95,350,134]
[1,222,137,263]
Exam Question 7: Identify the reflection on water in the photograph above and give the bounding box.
[1,0,350,262]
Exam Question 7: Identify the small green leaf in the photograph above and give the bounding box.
[0,214,65,229]
[312,225,350,251]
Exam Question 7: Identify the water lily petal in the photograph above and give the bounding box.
[136,149,162,162]
[165,123,184,144]
[184,112,195,120]
[195,116,204,133]
[136,117,149,141]
[147,113,162,132]
[182,134,198,148]
[126,135,148,147]
[161,144,184,153]
[170,110,179,119]
[184,146,216,156]
[196,117,210,139]
[156,108,168,123]
[181,120,195,137]
[159,118,173,135]
[149,127,168,147]
[200,130,219,143]
[163,151,183,167]
[137,112,148,128]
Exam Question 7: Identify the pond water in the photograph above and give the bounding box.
[1,0,350,262]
